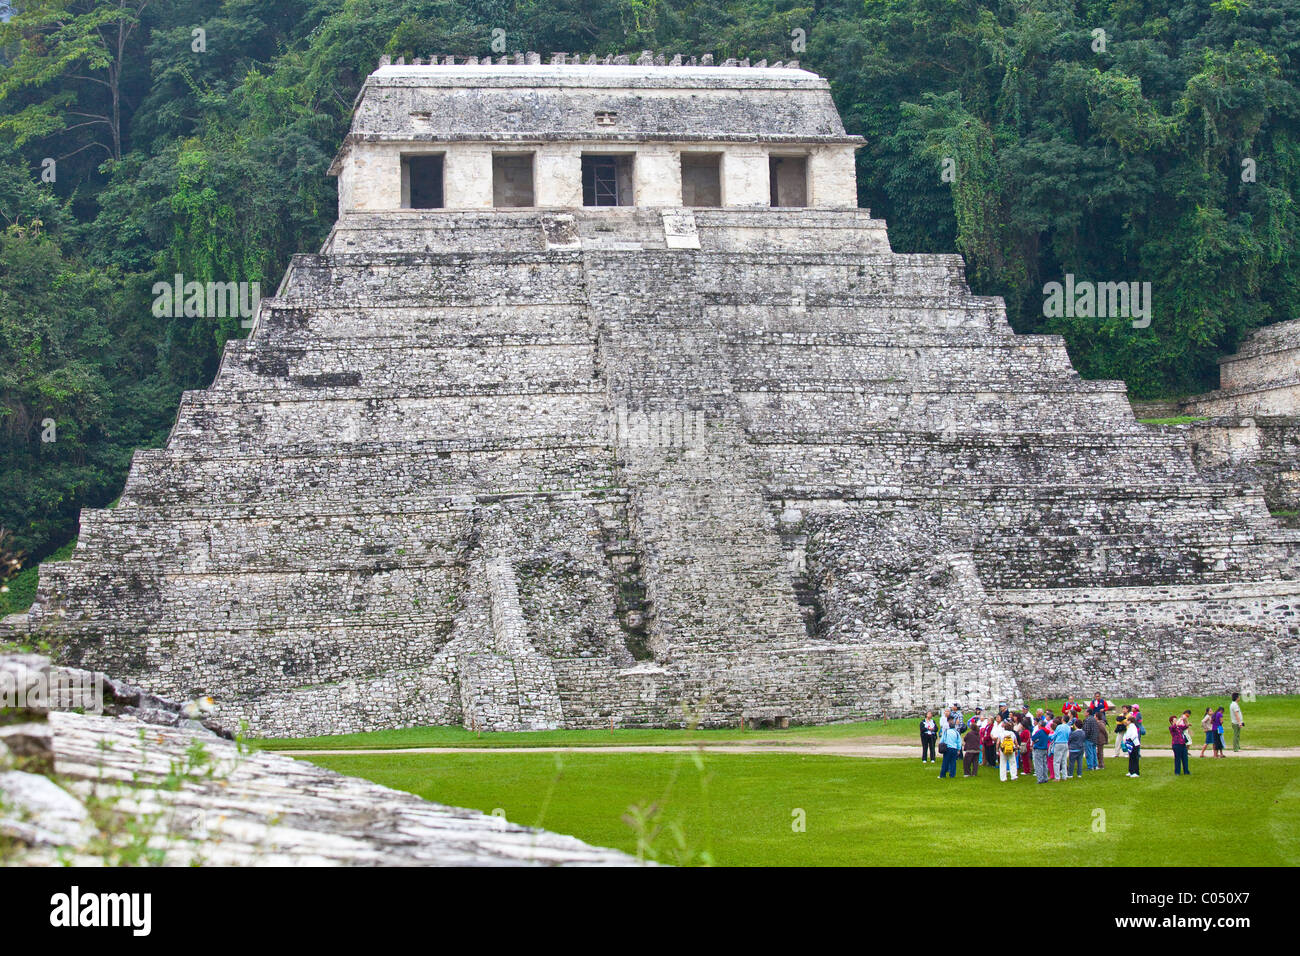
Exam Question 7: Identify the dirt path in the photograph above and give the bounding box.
[278,741,1300,759]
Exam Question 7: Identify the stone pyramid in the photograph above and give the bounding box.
[16,57,1300,734]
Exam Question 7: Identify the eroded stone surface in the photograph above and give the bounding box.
[6,64,1299,736]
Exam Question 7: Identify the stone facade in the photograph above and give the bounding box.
[1173,319,1300,514]
[9,59,1300,735]
[330,55,860,213]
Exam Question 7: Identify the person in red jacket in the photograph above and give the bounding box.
[1018,716,1034,775]
[980,718,997,769]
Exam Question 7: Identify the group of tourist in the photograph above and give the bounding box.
[919,692,1247,783]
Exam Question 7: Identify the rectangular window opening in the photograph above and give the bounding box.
[402,155,445,209]
[769,155,808,207]
[493,153,535,207]
[681,153,722,207]
[582,154,634,206]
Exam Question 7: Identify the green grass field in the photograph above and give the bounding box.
[258,694,1300,751]
[304,749,1300,866]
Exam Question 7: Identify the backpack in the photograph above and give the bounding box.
[1001,733,1016,755]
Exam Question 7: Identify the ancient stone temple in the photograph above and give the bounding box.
[17,55,1300,735]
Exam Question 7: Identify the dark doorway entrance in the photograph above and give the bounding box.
[404,155,444,209]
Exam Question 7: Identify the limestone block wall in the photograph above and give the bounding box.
[331,50,862,213]
[1191,318,1300,414]
[342,140,858,212]
[1174,319,1300,515]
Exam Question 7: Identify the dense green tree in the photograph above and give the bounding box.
[1,0,1299,579]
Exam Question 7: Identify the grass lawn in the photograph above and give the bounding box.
[303,749,1300,866]
[257,694,1300,751]
[1137,415,1209,425]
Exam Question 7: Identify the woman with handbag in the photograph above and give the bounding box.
[1199,708,1214,758]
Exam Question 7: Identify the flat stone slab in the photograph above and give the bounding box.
[2,709,641,866]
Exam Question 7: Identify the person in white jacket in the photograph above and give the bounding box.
[994,720,1018,781]
[1124,718,1142,777]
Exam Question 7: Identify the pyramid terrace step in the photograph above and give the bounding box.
[257,303,591,343]
[167,390,609,451]
[779,481,1274,511]
[50,621,461,697]
[36,564,464,626]
[279,253,587,308]
[741,392,1146,436]
[760,445,1204,492]
[119,444,622,506]
[74,509,474,571]
[217,340,597,392]
[181,381,606,404]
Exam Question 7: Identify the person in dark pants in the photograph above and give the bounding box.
[1124,718,1142,776]
[1170,714,1190,775]
[939,718,962,778]
[963,721,982,776]
[981,718,998,769]
[1031,719,1052,783]
[1067,719,1086,778]
[920,711,937,763]
[1019,716,1034,775]
[1082,710,1100,770]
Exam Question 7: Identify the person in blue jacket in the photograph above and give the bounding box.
[938,718,962,779]
[1031,719,1053,783]
[1050,715,1071,781]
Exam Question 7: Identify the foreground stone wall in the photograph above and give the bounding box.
[0,655,636,865]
